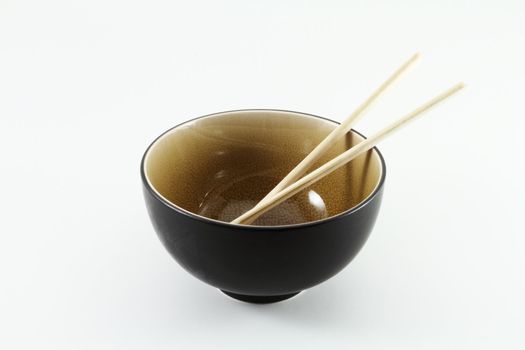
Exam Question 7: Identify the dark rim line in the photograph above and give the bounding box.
[140,109,387,230]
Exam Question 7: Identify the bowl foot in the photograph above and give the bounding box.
[220,290,300,304]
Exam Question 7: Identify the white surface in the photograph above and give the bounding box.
[1,1,524,349]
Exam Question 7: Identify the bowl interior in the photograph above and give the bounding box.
[143,110,383,226]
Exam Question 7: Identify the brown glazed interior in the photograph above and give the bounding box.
[144,110,383,226]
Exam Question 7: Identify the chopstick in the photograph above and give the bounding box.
[229,53,420,224]
[231,82,465,225]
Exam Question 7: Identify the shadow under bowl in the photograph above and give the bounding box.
[141,109,386,303]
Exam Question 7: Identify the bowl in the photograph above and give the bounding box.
[141,109,386,303]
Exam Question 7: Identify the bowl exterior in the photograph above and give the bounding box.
[142,183,384,297]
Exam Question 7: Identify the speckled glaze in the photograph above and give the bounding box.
[141,110,386,303]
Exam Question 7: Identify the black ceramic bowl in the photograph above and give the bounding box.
[141,110,385,303]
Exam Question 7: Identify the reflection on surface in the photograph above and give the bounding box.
[197,172,329,226]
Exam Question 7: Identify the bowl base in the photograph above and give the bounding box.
[220,290,300,304]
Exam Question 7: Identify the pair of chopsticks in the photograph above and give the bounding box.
[231,53,464,225]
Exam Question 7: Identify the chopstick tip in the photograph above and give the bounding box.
[454,82,466,91]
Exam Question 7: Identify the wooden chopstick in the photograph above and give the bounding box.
[229,53,420,225]
[231,82,465,225]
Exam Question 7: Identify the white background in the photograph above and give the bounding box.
[1,0,524,349]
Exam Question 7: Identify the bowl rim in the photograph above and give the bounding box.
[141,109,387,230]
